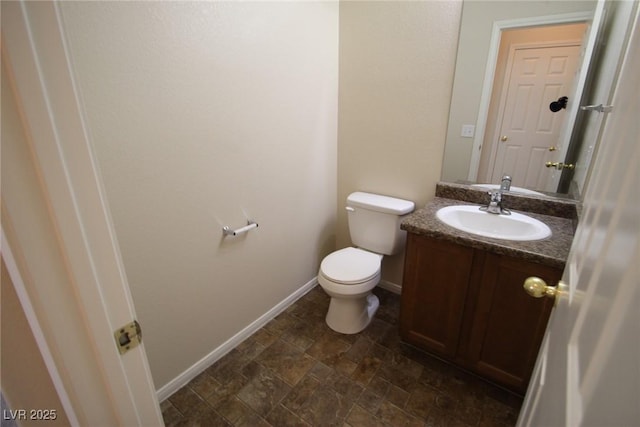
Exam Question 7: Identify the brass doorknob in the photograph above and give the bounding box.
[548,146,557,152]
[501,135,508,142]
[523,277,566,305]
[523,277,556,298]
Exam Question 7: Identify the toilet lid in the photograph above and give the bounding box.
[320,247,381,284]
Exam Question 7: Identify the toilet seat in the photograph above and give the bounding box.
[320,247,381,284]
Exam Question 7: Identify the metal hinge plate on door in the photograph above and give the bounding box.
[114,320,142,355]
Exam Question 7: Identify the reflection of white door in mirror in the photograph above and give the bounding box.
[441,1,606,198]
[485,43,581,190]
[469,10,604,196]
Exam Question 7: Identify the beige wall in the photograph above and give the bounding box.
[442,1,596,183]
[58,2,338,388]
[337,1,463,285]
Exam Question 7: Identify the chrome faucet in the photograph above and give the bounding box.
[480,190,511,215]
[500,174,512,192]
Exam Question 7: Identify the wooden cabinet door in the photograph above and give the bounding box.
[400,234,474,358]
[465,253,560,393]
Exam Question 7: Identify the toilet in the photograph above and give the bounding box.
[318,192,415,334]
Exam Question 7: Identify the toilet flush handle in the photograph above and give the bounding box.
[345,207,355,212]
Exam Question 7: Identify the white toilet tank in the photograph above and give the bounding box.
[346,192,415,255]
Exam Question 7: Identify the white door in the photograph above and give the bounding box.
[490,44,581,189]
[2,2,164,425]
[563,0,638,197]
[545,0,607,193]
[517,7,640,425]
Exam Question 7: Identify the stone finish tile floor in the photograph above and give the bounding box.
[161,286,522,426]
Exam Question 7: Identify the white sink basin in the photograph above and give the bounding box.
[436,205,551,241]
[471,184,545,196]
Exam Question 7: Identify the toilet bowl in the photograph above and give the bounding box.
[318,191,414,334]
[318,247,383,334]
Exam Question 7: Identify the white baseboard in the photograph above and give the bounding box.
[378,279,402,295]
[156,277,318,402]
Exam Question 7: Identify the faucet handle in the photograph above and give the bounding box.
[489,190,502,202]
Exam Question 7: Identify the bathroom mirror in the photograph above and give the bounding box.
[441,0,634,200]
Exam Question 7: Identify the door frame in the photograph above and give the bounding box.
[1,1,163,425]
[1,234,79,426]
[484,40,582,187]
[467,10,596,183]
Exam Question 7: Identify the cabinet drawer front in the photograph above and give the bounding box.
[400,235,474,357]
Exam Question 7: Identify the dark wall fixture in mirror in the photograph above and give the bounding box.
[549,96,569,112]
[441,0,638,200]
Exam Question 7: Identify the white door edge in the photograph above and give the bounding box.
[1,231,80,427]
[546,0,607,192]
[2,1,163,425]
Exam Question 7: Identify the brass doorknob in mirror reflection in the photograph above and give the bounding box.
[548,146,557,151]
[500,135,508,142]
[545,161,575,170]
[523,277,567,305]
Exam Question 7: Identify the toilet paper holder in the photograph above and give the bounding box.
[222,220,259,237]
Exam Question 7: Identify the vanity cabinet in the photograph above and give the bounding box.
[400,233,560,394]
[399,235,475,358]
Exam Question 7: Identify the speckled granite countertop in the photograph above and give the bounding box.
[401,197,575,270]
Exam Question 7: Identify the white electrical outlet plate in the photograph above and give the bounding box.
[461,124,475,138]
